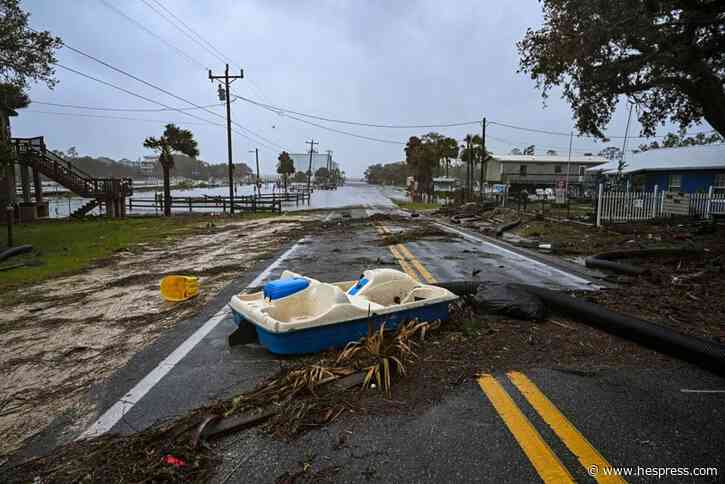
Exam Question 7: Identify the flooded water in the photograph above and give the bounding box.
[46,182,408,217]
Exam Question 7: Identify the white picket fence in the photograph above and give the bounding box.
[596,185,724,226]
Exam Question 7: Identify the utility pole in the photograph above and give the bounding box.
[326,150,333,185]
[249,148,260,197]
[466,137,472,201]
[480,117,486,201]
[306,139,318,194]
[565,131,573,198]
[209,64,243,214]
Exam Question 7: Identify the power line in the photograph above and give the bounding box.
[142,0,274,104]
[32,100,225,113]
[56,63,279,152]
[140,0,226,65]
[283,112,406,145]
[58,39,285,151]
[98,0,208,70]
[147,0,232,64]
[234,94,481,129]
[91,3,282,150]
[25,109,219,125]
[235,93,718,142]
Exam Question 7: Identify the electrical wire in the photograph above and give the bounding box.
[145,0,274,104]
[262,106,406,145]
[56,63,279,152]
[98,0,208,70]
[234,94,482,129]
[146,0,231,64]
[234,93,718,141]
[32,100,225,113]
[25,109,219,125]
[59,39,286,151]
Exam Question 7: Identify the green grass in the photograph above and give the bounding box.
[394,201,442,211]
[0,214,271,291]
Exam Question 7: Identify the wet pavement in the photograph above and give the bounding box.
[16,183,724,482]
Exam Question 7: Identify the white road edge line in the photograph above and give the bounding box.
[78,238,306,440]
[434,222,594,288]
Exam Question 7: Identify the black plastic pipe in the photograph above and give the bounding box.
[585,248,702,276]
[515,284,725,375]
[0,244,32,262]
[434,280,725,375]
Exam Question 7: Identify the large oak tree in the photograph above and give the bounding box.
[518,0,725,137]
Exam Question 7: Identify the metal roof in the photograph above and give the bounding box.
[588,143,725,174]
[492,154,608,164]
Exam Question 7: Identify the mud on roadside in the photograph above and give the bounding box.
[0,215,316,456]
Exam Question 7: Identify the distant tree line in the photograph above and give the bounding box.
[50,146,253,181]
[364,131,492,200]
[364,162,407,186]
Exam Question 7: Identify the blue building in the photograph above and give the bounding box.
[590,143,725,194]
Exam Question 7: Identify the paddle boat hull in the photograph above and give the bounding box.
[229,269,457,355]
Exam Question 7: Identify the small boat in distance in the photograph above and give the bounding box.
[229,268,458,355]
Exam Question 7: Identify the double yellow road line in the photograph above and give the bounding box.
[479,372,626,483]
[374,222,623,482]
[375,224,437,283]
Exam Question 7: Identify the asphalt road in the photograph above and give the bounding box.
[17,184,724,483]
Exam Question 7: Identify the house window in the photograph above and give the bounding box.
[668,174,682,192]
[578,166,586,177]
[554,165,562,174]
[519,165,527,176]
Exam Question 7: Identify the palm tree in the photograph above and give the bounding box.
[439,137,459,178]
[276,151,295,193]
[143,124,199,216]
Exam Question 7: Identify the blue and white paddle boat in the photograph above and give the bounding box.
[229,268,458,355]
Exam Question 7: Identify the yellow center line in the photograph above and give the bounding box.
[478,374,575,484]
[395,243,437,283]
[374,223,421,281]
[507,371,627,484]
[388,244,421,281]
[374,223,437,283]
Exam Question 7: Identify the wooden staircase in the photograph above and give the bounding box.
[11,136,132,217]
[71,199,101,218]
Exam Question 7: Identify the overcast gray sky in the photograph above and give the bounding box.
[12,0,713,177]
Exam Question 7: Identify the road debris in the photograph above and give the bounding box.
[0,216,312,456]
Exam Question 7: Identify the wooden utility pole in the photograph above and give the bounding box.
[326,150,333,185]
[306,139,318,193]
[480,117,486,201]
[209,64,243,214]
[466,137,472,201]
[249,148,260,196]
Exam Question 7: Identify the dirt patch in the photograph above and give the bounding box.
[0,215,314,456]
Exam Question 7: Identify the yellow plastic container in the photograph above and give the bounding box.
[160,275,199,302]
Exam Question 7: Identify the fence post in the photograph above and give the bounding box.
[596,183,603,227]
[188,197,192,213]
[223,199,226,215]
[705,185,713,219]
[652,185,658,219]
